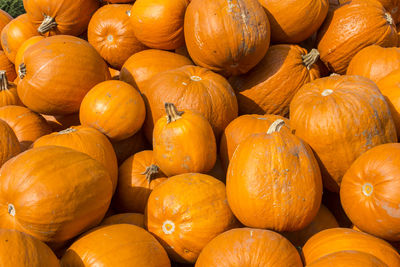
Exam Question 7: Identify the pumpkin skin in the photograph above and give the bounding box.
[0,118,20,167]
[0,10,12,44]
[0,105,51,151]
[79,80,146,141]
[0,70,20,107]
[317,0,398,74]
[184,0,270,76]
[119,49,193,90]
[153,103,217,176]
[101,213,145,228]
[0,51,16,81]
[0,146,113,243]
[195,228,302,267]
[88,4,147,70]
[111,129,150,165]
[61,224,170,267]
[32,126,118,193]
[258,0,329,43]
[146,173,237,263]
[14,35,44,72]
[17,35,110,115]
[41,113,80,132]
[0,229,60,267]
[290,75,397,192]
[302,228,400,266]
[307,250,388,267]
[226,120,323,231]
[23,0,99,36]
[114,150,167,213]
[230,45,322,116]
[142,65,238,141]
[130,0,189,50]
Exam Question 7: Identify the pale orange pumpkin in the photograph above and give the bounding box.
[0,118,20,167]
[100,213,145,228]
[0,51,16,81]
[0,70,21,107]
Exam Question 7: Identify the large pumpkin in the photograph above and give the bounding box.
[307,250,388,267]
[0,146,113,243]
[0,70,20,106]
[290,75,397,192]
[195,228,302,267]
[184,0,270,76]
[0,10,12,41]
[229,45,322,115]
[317,0,398,74]
[88,4,147,69]
[146,173,237,263]
[14,35,44,72]
[111,129,150,165]
[17,35,110,115]
[0,118,19,167]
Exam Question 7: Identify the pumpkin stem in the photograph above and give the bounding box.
[141,164,160,184]
[18,63,26,79]
[385,12,394,25]
[58,128,77,134]
[330,73,340,77]
[0,71,9,91]
[267,119,285,134]
[38,14,57,34]
[126,9,131,16]
[8,203,15,216]
[302,49,320,70]
[165,103,184,123]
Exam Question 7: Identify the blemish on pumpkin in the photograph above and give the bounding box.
[162,220,175,235]
[107,35,114,42]
[190,76,202,81]
[362,183,374,196]
[321,89,333,96]
[8,204,15,216]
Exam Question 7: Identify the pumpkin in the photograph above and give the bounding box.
[317,0,398,74]
[340,143,400,241]
[153,103,217,176]
[196,228,302,267]
[88,4,147,70]
[32,126,118,193]
[142,65,238,141]
[114,150,167,213]
[0,146,113,243]
[0,229,59,267]
[100,213,144,228]
[347,45,400,83]
[184,0,270,76]
[226,119,322,231]
[79,80,146,141]
[41,113,80,132]
[307,250,388,267]
[302,228,400,266]
[0,118,20,167]
[0,10,12,46]
[290,75,397,192]
[14,35,44,72]
[229,45,322,116]
[61,224,170,267]
[0,51,16,81]
[0,105,51,151]
[17,35,111,115]
[146,173,237,263]
[119,49,193,90]
[111,129,150,165]
[23,0,99,36]
[220,114,290,170]
[130,0,188,50]
[0,14,37,63]
[258,0,329,43]
[104,0,134,3]
[0,70,20,106]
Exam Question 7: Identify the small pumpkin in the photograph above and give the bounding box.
[307,250,388,267]
[111,129,150,165]
[14,35,44,72]
[41,113,80,132]
[0,10,12,40]
[100,213,145,228]
[0,70,20,106]
[0,118,20,167]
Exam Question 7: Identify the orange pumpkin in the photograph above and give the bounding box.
[229,45,322,116]
[79,80,146,141]
[307,250,388,267]
[0,51,16,81]
[184,0,270,76]
[0,10,12,43]
[290,75,397,192]
[41,113,80,132]
[0,70,20,107]
[88,4,147,69]
[0,105,51,151]
[0,118,20,167]
[196,228,302,266]
[114,150,167,213]
[119,49,193,90]
[317,0,398,74]
[227,119,322,231]
[23,0,99,36]
[61,224,170,266]
[111,129,150,165]
[146,173,237,263]
[258,0,329,43]
[153,103,217,176]
[100,213,145,228]
[14,36,44,72]
[0,146,113,243]
[302,228,400,266]
[33,126,118,193]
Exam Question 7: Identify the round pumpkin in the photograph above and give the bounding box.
[0,10,12,41]
[88,4,147,69]
[142,65,238,141]
[226,119,323,231]
[111,129,150,165]
[184,0,270,76]
[101,213,144,228]
[195,228,302,267]
[0,118,19,167]
[61,224,170,267]
[23,0,99,36]
[0,105,51,151]
[14,35,44,72]
[41,113,80,132]
[114,150,167,213]
[79,80,146,141]
[290,75,397,192]
[32,126,118,193]
[0,70,20,106]
[307,250,388,267]
[258,0,329,43]
[119,49,193,90]
[0,146,113,243]
[317,0,398,74]
[0,51,16,81]
[153,103,217,176]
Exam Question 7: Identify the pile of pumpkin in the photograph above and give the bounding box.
[1,0,400,266]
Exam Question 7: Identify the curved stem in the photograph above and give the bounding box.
[302,49,320,70]
[267,119,285,134]
[38,15,57,34]
[165,103,184,123]
[0,71,8,91]
[18,63,26,79]
[141,164,160,184]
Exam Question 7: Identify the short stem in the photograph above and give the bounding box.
[58,128,77,134]
[302,49,320,70]
[385,12,394,25]
[0,71,8,91]
[165,103,184,123]
[38,15,57,34]
[267,119,285,134]
[18,63,26,79]
[141,164,160,184]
